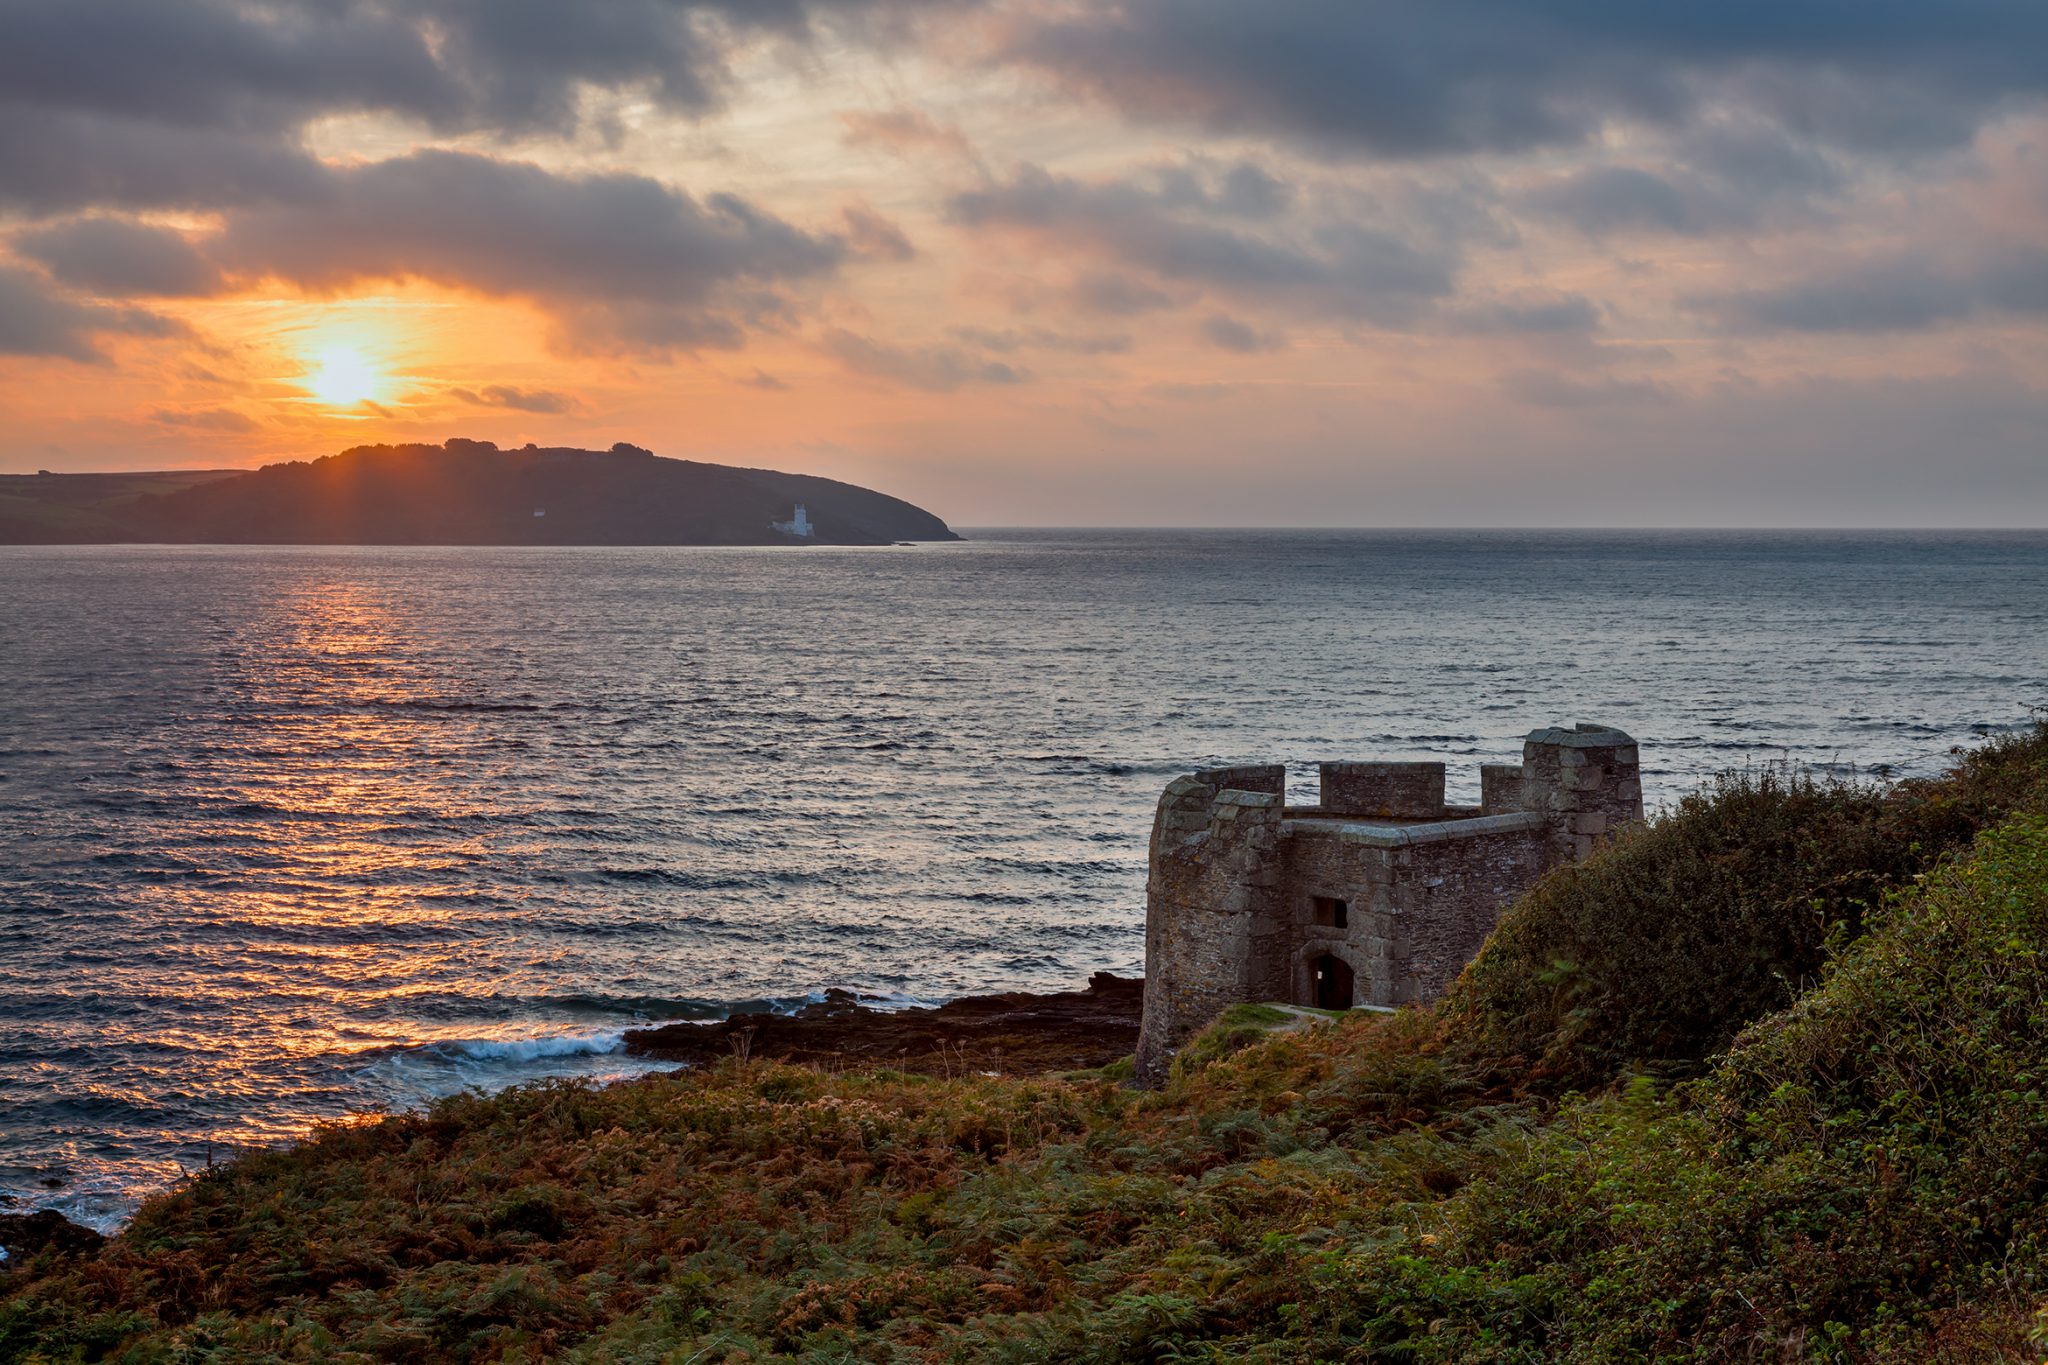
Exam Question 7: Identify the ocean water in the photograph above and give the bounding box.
[2,529,2044,1229]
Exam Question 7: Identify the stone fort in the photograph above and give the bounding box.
[1136,723,1642,1085]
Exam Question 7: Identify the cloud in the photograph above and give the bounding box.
[211,149,845,352]
[0,0,944,144]
[1067,269,1179,317]
[1444,293,1601,335]
[819,327,1028,391]
[450,384,580,414]
[0,108,330,215]
[1524,128,1846,238]
[1527,166,1696,234]
[1003,0,2048,160]
[839,107,976,160]
[839,202,918,261]
[14,216,225,296]
[947,325,1131,354]
[1699,246,2048,334]
[1145,381,1240,402]
[1501,369,1672,408]
[1200,313,1284,352]
[0,264,174,362]
[0,0,966,216]
[149,405,260,432]
[949,162,1459,326]
[738,368,790,390]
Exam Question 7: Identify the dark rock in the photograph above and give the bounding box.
[0,1211,105,1266]
[625,974,1143,1076]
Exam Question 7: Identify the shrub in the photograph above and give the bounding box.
[1446,726,2048,1091]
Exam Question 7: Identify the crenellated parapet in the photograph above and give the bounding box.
[1134,724,1643,1085]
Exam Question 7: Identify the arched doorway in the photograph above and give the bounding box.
[1310,953,1355,1010]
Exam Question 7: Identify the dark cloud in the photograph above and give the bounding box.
[1147,160,1294,219]
[0,108,329,216]
[1445,293,1601,335]
[0,0,941,143]
[1200,313,1285,352]
[1005,0,2048,160]
[0,0,450,135]
[948,163,1458,325]
[738,368,791,390]
[0,264,174,362]
[0,0,959,216]
[210,149,843,351]
[450,384,580,414]
[15,217,225,297]
[1528,166,1695,234]
[1700,246,2048,334]
[1525,124,1846,237]
[820,327,1028,390]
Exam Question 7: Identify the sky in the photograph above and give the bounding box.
[2,0,2046,526]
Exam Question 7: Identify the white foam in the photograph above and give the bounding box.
[446,1031,625,1062]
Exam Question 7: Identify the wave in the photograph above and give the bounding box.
[442,1031,626,1062]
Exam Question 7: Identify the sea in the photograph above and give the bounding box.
[2,530,2044,1230]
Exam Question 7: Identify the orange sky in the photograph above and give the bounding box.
[3,5,2046,525]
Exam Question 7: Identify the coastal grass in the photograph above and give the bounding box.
[7,726,2048,1363]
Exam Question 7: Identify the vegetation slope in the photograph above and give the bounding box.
[5,728,2047,1363]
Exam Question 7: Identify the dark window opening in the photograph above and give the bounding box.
[1310,954,1355,1010]
[1311,895,1349,929]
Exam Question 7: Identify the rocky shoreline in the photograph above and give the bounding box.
[623,972,1143,1077]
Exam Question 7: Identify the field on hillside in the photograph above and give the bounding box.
[5,730,2048,1362]
[0,472,240,542]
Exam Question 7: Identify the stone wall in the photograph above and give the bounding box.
[1278,813,1549,1005]
[1318,761,1445,818]
[1134,769,1287,1087]
[1479,763,1525,814]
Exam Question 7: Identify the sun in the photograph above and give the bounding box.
[303,345,386,409]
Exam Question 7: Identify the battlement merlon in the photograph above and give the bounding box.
[1520,723,1644,859]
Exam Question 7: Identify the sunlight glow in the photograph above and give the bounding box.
[303,345,386,409]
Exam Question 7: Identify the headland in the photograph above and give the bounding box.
[0,439,959,545]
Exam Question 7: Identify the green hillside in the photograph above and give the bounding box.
[5,730,2046,1362]
[0,471,240,543]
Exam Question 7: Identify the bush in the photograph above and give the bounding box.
[1447,726,2048,1091]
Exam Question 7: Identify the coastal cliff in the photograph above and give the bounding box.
[5,728,2046,1360]
[0,440,959,546]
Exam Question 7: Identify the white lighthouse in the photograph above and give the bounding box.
[772,503,814,538]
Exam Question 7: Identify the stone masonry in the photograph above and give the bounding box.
[1135,724,1641,1085]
